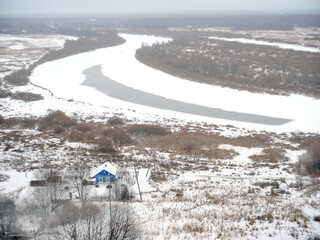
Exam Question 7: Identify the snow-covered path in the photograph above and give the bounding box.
[30,33,320,133]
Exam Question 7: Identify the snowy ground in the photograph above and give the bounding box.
[0,34,77,78]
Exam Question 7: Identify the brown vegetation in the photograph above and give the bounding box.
[0,90,11,98]
[97,137,116,153]
[39,110,74,131]
[3,69,30,86]
[109,128,133,146]
[107,116,125,125]
[127,124,170,137]
[11,92,43,102]
[36,30,125,65]
[0,115,4,125]
[250,147,289,164]
[296,139,320,176]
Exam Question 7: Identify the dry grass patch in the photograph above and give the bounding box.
[0,115,5,125]
[107,116,125,125]
[127,124,170,137]
[74,122,93,133]
[3,69,30,86]
[0,90,11,98]
[39,110,74,131]
[11,92,43,102]
[109,128,133,146]
[97,137,116,153]
[296,139,320,176]
[250,147,288,163]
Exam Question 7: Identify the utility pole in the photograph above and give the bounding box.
[106,184,113,237]
[133,165,142,201]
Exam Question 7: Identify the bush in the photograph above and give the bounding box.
[296,140,320,176]
[97,138,116,153]
[21,118,37,128]
[11,92,43,102]
[69,130,86,142]
[108,116,124,125]
[0,90,11,98]
[3,117,20,127]
[110,128,132,146]
[127,124,170,136]
[0,194,18,238]
[4,69,29,86]
[74,122,93,132]
[181,142,198,154]
[0,115,5,125]
[54,126,65,134]
[39,110,74,131]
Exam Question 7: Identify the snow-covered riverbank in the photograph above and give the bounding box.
[209,36,320,53]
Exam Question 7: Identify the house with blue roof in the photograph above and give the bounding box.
[91,162,117,184]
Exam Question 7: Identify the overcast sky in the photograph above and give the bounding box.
[0,0,319,15]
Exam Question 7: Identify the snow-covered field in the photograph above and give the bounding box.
[29,33,320,133]
[0,34,77,78]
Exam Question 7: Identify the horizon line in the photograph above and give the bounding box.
[1,9,320,18]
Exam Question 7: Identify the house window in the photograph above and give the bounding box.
[99,177,103,182]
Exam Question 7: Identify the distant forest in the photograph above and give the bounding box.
[0,14,320,35]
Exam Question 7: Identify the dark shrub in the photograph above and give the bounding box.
[11,92,43,102]
[69,130,85,142]
[0,115,5,125]
[4,117,20,127]
[108,117,124,125]
[54,126,65,134]
[127,124,170,136]
[110,128,132,146]
[181,142,198,154]
[74,122,93,132]
[0,90,11,98]
[102,128,113,136]
[4,69,29,86]
[21,118,37,128]
[296,140,320,176]
[39,110,74,131]
[97,138,116,153]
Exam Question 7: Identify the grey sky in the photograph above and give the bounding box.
[0,0,319,15]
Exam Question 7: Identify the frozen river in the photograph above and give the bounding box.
[30,33,320,132]
[83,65,290,125]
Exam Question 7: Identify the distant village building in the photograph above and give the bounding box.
[91,162,117,184]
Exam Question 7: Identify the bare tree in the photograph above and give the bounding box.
[32,185,52,225]
[0,194,17,239]
[81,203,103,240]
[114,168,135,201]
[32,168,66,224]
[36,202,140,240]
[109,203,140,240]
[40,203,82,240]
[67,164,91,202]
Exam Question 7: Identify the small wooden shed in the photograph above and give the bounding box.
[91,162,117,184]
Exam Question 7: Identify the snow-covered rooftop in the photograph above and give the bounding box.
[91,162,117,178]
